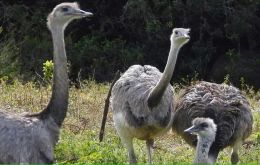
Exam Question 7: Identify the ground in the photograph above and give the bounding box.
[0,80,259,164]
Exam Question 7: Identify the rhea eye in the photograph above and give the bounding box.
[61,7,69,12]
[200,123,208,128]
[175,31,179,35]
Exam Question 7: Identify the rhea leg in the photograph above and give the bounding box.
[123,137,137,164]
[231,140,242,164]
[118,133,136,164]
[146,139,154,164]
[113,112,137,163]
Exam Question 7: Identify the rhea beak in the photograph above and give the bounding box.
[73,9,93,17]
[184,125,199,134]
[184,35,190,40]
[184,29,190,39]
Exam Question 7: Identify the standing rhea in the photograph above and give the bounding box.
[0,2,92,163]
[184,117,217,164]
[110,28,190,164]
[172,81,253,164]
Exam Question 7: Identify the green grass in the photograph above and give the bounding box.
[0,80,259,164]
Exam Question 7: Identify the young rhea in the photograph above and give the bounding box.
[172,81,253,164]
[184,117,217,164]
[110,28,190,164]
[0,3,92,163]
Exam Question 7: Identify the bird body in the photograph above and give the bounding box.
[111,28,190,163]
[112,65,174,140]
[173,81,253,164]
[0,111,58,163]
[0,3,93,163]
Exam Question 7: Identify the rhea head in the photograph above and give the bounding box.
[47,2,93,30]
[184,117,217,140]
[171,28,190,47]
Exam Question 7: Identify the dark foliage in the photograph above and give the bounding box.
[0,0,259,88]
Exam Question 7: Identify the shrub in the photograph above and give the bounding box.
[43,60,54,83]
[69,35,144,82]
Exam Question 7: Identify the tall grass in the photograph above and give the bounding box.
[0,80,259,164]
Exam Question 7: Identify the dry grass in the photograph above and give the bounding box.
[0,80,259,164]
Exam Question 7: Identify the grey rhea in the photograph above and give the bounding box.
[0,2,92,163]
[172,81,253,164]
[111,28,190,164]
[185,117,217,164]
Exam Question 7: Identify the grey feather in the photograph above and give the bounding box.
[185,117,217,164]
[111,65,174,164]
[0,111,58,163]
[112,65,174,133]
[0,3,92,163]
[111,28,190,164]
[172,81,253,164]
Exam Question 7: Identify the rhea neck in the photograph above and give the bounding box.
[46,21,69,127]
[147,40,180,107]
[194,135,215,164]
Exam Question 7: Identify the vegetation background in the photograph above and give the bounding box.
[0,0,260,164]
[0,0,260,88]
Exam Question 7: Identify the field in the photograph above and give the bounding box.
[0,80,259,164]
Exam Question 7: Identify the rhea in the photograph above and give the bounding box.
[0,2,92,163]
[110,28,190,164]
[185,117,217,164]
[172,81,253,164]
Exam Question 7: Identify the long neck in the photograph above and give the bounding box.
[194,136,214,164]
[147,43,180,107]
[46,26,69,127]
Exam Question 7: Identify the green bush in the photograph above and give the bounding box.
[0,39,20,80]
[69,35,144,81]
[43,60,54,83]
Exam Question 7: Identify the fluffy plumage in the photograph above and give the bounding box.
[112,65,174,138]
[173,81,253,164]
[185,117,217,164]
[0,3,92,163]
[0,111,58,163]
[111,28,190,164]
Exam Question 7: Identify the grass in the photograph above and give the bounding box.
[0,80,259,164]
